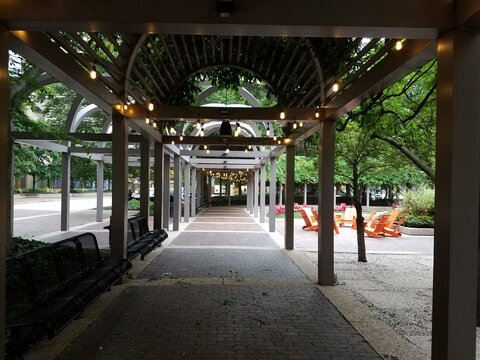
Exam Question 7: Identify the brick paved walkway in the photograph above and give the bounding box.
[58,207,380,360]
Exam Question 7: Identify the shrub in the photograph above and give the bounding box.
[403,215,434,228]
[8,237,46,257]
[400,187,435,217]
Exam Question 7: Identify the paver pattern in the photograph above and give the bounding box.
[58,206,381,360]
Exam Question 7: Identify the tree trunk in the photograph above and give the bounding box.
[353,168,367,262]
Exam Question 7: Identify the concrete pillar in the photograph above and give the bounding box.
[285,145,295,250]
[0,30,11,359]
[253,169,259,217]
[163,153,170,230]
[173,155,181,230]
[96,160,104,222]
[303,182,308,205]
[184,163,191,222]
[191,168,197,216]
[154,142,164,229]
[318,120,336,285]
[432,29,480,360]
[260,165,266,223]
[111,112,128,260]
[269,157,277,232]
[60,152,71,231]
[140,136,150,219]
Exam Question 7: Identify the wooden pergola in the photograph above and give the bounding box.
[0,1,479,359]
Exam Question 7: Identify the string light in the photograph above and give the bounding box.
[148,102,154,111]
[145,113,150,124]
[277,140,281,144]
[248,145,252,150]
[123,102,129,111]
[245,148,248,153]
[196,117,201,130]
[273,135,277,141]
[299,120,303,127]
[206,149,210,154]
[171,140,175,145]
[315,107,320,118]
[266,123,271,137]
[200,124,205,137]
[225,147,230,154]
[89,60,97,79]
[332,82,340,92]
[395,40,403,51]
[169,123,176,135]
[293,117,297,130]
[153,122,157,128]
[203,144,208,150]
[280,109,285,120]
[179,133,184,141]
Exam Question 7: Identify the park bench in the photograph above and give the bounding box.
[126,215,168,260]
[5,233,131,357]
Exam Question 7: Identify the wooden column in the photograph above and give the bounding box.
[60,152,71,230]
[318,120,336,285]
[432,29,480,360]
[163,152,170,230]
[96,160,104,222]
[260,165,266,223]
[111,112,128,260]
[285,145,295,250]
[173,155,181,230]
[0,30,10,360]
[153,142,164,229]
[269,157,277,232]
[140,136,150,219]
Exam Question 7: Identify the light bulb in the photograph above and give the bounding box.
[180,134,184,141]
[299,121,303,127]
[171,140,175,145]
[234,130,239,137]
[145,117,150,124]
[148,102,154,111]
[153,122,157,128]
[206,149,210,154]
[273,135,277,141]
[170,126,176,135]
[293,121,297,130]
[395,40,403,51]
[196,119,201,129]
[248,145,252,150]
[278,140,281,144]
[89,68,97,79]
[332,82,339,92]
[226,148,230,153]
[315,109,320,118]
[280,110,285,120]
[203,144,208,150]
[200,128,205,137]
[245,148,248,153]
[123,103,128,111]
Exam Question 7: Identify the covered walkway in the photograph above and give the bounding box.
[42,207,379,360]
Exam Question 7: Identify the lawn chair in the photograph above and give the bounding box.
[312,210,340,234]
[300,208,318,231]
[337,207,357,228]
[354,209,377,228]
[364,214,390,238]
[334,202,347,211]
[385,210,400,228]
[384,213,408,237]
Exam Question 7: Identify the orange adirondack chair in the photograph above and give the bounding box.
[337,207,357,228]
[300,208,318,231]
[353,209,377,229]
[364,214,390,238]
[312,210,340,234]
[384,213,408,237]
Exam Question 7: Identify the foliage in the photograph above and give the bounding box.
[400,186,435,216]
[403,215,434,228]
[8,237,46,257]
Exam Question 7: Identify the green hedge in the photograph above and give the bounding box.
[8,237,46,257]
[403,215,434,228]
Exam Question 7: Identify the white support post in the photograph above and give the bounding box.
[0,30,10,360]
[285,145,295,250]
[184,163,191,222]
[140,136,150,219]
[96,160,104,222]
[191,167,196,217]
[318,120,336,285]
[111,112,128,260]
[248,176,254,214]
[303,182,308,205]
[269,157,277,232]
[60,151,71,230]
[163,153,170,230]
[279,182,283,206]
[154,142,164,229]
[173,155,181,230]
[260,164,266,223]
[366,187,370,207]
[253,169,259,217]
[432,29,480,360]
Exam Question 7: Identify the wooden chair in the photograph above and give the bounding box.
[384,213,408,237]
[312,210,340,234]
[300,208,318,231]
[364,214,390,238]
[337,207,357,228]
[353,209,377,229]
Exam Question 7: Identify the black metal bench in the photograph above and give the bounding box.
[5,232,131,357]
[127,215,168,260]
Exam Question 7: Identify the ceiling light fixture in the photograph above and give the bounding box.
[89,60,97,79]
